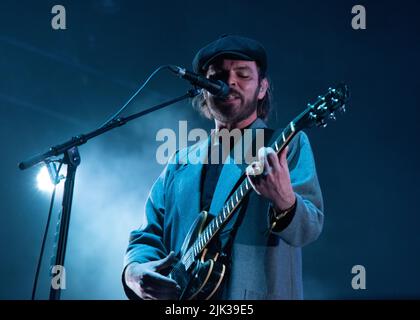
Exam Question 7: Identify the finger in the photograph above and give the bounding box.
[143,286,180,300]
[266,147,281,172]
[246,160,264,176]
[257,147,268,173]
[141,292,155,300]
[142,271,179,289]
[258,147,273,176]
[155,252,177,271]
[279,146,289,168]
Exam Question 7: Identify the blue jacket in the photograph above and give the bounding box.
[123,118,324,299]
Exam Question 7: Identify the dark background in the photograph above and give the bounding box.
[1,0,419,299]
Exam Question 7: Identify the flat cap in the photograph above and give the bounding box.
[192,35,267,76]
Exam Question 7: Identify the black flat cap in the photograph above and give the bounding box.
[192,35,267,76]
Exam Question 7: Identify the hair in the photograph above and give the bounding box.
[192,67,273,121]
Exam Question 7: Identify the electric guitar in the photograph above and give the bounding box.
[169,84,350,300]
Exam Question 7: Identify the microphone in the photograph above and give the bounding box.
[169,65,229,98]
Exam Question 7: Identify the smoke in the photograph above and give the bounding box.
[52,95,201,299]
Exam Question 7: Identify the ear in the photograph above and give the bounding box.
[257,78,269,100]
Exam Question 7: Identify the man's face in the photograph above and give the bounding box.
[204,59,268,124]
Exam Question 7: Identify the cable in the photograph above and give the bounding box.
[31,162,63,300]
[99,64,173,128]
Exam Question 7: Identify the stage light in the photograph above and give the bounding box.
[36,164,64,192]
[37,166,54,192]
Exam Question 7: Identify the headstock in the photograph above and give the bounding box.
[294,83,350,130]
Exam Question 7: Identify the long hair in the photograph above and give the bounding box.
[192,71,273,121]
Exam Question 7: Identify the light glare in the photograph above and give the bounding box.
[36,166,55,192]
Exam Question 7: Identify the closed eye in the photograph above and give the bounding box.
[208,73,224,80]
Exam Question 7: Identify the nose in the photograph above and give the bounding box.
[227,71,237,87]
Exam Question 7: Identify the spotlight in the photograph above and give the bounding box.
[36,163,64,192]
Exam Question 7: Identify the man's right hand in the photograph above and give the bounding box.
[124,252,181,300]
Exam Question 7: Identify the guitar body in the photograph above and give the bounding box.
[169,211,227,300]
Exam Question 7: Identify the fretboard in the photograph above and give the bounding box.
[181,121,298,270]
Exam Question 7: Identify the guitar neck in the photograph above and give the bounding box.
[181,121,299,269]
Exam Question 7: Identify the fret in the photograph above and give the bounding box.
[235,192,239,203]
[275,140,279,151]
[282,132,286,142]
[290,121,295,132]
[240,185,244,197]
[245,179,249,189]
[214,216,219,228]
[288,123,293,135]
[223,207,227,218]
[230,197,234,209]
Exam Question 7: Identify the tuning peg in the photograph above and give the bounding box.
[317,119,328,128]
[317,103,328,111]
[309,111,317,120]
[328,112,336,121]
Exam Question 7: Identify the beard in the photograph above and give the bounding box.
[206,86,260,124]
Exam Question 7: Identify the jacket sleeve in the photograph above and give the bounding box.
[121,153,177,299]
[270,131,324,247]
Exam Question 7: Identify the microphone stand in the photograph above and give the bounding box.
[19,89,200,300]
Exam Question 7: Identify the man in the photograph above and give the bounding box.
[122,35,324,300]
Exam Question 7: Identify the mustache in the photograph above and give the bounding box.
[214,88,243,101]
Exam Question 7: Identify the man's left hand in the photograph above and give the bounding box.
[246,146,296,211]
